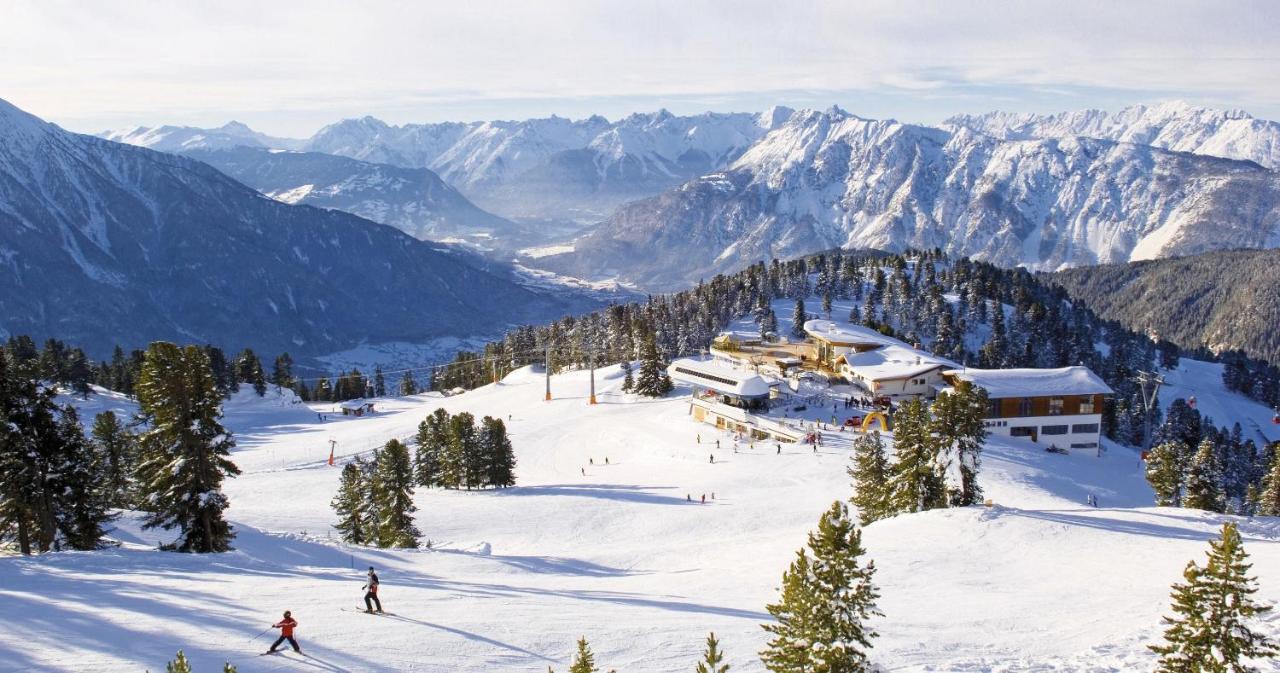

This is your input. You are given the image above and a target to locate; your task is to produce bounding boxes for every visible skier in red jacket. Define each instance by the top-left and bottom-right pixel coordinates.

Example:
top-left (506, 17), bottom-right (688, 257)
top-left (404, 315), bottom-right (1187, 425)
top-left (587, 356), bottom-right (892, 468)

top-left (363, 567), bottom-right (383, 613)
top-left (267, 610), bottom-right (301, 654)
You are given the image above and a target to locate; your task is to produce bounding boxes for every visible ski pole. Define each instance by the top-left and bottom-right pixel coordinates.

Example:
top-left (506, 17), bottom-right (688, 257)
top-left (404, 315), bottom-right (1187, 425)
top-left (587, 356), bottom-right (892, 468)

top-left (248, 625), bottom-right (273, 643)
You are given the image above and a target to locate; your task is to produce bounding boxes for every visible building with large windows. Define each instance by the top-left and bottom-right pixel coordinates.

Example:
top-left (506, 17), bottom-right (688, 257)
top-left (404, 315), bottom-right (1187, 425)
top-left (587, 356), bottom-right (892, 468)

top-left (942, 367), bottom-right (1112, 451)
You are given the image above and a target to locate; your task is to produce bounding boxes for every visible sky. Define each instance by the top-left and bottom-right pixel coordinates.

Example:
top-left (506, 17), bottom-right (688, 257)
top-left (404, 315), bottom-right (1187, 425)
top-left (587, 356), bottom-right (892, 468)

top-left (2, 0), bottom-right (1279, 137)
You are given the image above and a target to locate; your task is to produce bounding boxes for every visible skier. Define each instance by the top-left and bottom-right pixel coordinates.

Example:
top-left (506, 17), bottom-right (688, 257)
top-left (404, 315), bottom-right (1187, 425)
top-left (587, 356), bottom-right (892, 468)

top-left (776, 444), bottom-right (781, 455)
top-left (363, 567), bottom-right (383, 613)
top-left (589, 457), bottom-right (594, 465)
top-left (266, 611), bottom-right (301, 654)
top-left (709, 454), bottom-right (714, 464)
top-left (716, 439), bottom-right (720, 450)
top-left (605, 456), bottom-right (609, 465)
top-left (581, 467), bottom-right (585, 476)
top-left (700, 494), bottom-right (706, 504)
top-left (697, 433), bottom-right (701, 444)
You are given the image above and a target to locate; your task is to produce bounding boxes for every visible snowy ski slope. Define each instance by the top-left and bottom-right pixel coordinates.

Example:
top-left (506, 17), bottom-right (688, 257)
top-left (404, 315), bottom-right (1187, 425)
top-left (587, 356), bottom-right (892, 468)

top-left (2, 363), bottom-right (1279, 672)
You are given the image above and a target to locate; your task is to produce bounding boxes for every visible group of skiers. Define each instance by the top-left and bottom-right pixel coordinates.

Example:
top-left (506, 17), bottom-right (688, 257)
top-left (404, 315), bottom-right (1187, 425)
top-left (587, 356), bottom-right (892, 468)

top-left (263, 566), bottom-right (382, 655)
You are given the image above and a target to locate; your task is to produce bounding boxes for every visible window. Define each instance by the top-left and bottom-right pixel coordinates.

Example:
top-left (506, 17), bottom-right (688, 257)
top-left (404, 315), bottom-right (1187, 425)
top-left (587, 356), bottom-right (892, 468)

top-left (1041, 425), bottom-right (1068, 436)
top-left (1010, 426), bottom-right (1035, 438)
top-left (1072, 423), bottom-right (1100, 434)
top-left (1079, 397), bottom-right (1096, 414)
top-left (1070, 442), bottom-right (1098, 449)
top-left (1018, 398), bottom-right (1033, 417)
top-left (674, 366), bottom-right (738, 388)
top-left (987, 399), bottom-right (1001, 418)
top-left (1048, 397), bottom-right (1064, 415)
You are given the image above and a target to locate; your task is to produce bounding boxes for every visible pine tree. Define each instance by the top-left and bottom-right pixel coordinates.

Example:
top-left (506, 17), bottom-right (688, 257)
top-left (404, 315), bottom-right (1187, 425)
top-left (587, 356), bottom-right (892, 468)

top-left (1150, 523), bottom-right (1277, 671)
top-left (271, 353), bottom-right (294, 391)
top-left (620, 360), bottom-right (634, 393)
top-left (135, 343), bottom-right (240, 553)
top-left (695, 631), bottom-right (730, 673)
top-left (415, 408), bottom-right (451, 487)
top-left (1257, 454), bottom-right (1280, 517)
top-left (1184, 439), bottom-right (1225, 513)
top-left (480, 416), bottom-right (517, 488)
top-left (761, 501), bottom-right (880, 673)
top-left (332, 460), bottom-right (370, 545)
top-left (634, 332), bottom-right (673, 398)
top-left (399, 370), bottom-right (419, 396)
top-left (92, 410), bottom-right (136, 508)
top-left (374, 367), bottom-right (387, 397)
top-left (569, 637), bottom-right (599, 673)
top-left (791, 298), bottom-right (807, 338)
top-left (372, 438), bottom-right (419, 548)
top-left (235, 349), bottom-right (267, 397)
top-left (443, 412), bottom-right (477, 489)
top-left (888, 399), bottom-right (947, 514)
top-left (1147, 441), bottom-right (1190, 507)
top-left (54, 406), bottom-right (115, 550)
top-left (849, 432), bottom-right (892, 525)
top-left (164, 650), bottom-right (193, 673)
top-left (313, 377), bottom-right (333, 402)
top-left (930, 380), bottom-right (989, 506)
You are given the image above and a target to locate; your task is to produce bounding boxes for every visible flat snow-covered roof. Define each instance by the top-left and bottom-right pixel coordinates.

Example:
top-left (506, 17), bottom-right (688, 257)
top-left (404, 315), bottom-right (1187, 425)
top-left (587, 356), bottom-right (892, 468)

top-left (839, 344), bottom-right (954, 381)
top-left (803, 319), bottom-right (893, 346)
top-left (668, 358), bottom-right (772, 398)
top-left (944, 367), bottom-right (1114, 398)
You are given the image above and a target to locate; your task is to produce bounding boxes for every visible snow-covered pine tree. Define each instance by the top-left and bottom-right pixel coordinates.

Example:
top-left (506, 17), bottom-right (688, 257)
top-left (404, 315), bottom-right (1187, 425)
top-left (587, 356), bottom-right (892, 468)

top-left (1146, 441), bottom-right (1190, 507)
top-left (1150, 522), bottom-right (1277, 670)
top-left (134, 343), bottom-right (240, 553)
top-left (234, 348), bottom-right (267, 397)
top-left (695, 632), bottom-right (729, 673)
top-left (760, 501), bottom-right (880, 673)
top-left (1184, 438), bottom-right (1225, 513)
top-left (332, 460), bottom-right (370, 545)
top-left (372, 438), bottom-right (419, 548)
top-left (414, 408), bottom-right (450, 487)
top-left (888, 399), bottom-right (947, 514)
top-left (271, 353), bottom-right (294, 391)
top-left (444, 411), bottom-right (477, 489)
top-left (930, 380), bottom-right (989, 506)
top-left (92, 410), bottom-right (136, 508)
top-left (1258, 453), bottom-right (1280, 516)
top-left (633, 332), bottom-right (672, 398)
top-left (399, 370), bottom-right (419, 396)
top-left (848, 431), bottom-right (892, 525)
top-left (620, 359), bottom-right (635, 393)
top-left (480, 416), bottom-right (517, 488)
top-left (790, 298), bottom-right (807, 338)
top-left (165, 650), bottom-right (193, 673)
top-left (54, 405), bottom-right (115, 551)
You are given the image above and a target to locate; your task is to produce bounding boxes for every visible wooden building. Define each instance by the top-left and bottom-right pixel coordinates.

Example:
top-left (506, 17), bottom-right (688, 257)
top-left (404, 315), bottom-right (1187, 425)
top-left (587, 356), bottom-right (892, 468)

top-left (943, 367), bottom-right (1112, 451)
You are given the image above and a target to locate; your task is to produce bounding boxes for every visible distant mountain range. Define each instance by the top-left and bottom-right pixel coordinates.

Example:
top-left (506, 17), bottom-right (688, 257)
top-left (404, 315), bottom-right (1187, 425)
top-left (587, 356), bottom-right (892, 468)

top-left (96, 101), bottom-right (1280, 293)
top-left (1047, 248), bottom-right (1280, 365)
top-left (537, 106), bottom-right (1280, 290)
top-left (1, 98), bottom-right (592, 359)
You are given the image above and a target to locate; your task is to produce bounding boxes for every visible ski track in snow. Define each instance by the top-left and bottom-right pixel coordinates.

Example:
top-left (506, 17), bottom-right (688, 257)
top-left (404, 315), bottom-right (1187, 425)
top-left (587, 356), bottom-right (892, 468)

top-left (4, 363), bottom-right (1280, 672)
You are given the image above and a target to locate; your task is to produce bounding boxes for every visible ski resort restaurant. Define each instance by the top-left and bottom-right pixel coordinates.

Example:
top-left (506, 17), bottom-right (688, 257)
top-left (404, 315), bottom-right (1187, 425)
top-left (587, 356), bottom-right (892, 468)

top-left (667, 358), bottom-right (803, 443)
top-left (942, 367), bottom-right (1113, 451)
top-left (804, 319), bottom-right (957, 399)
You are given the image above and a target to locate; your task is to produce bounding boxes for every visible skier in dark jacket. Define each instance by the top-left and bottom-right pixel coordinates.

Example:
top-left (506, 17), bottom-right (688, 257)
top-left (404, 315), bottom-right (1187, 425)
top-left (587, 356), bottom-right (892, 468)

top-left (267, 611), bottom-right (301, 654)
top-left (363, 567), bottom-right (383, 613)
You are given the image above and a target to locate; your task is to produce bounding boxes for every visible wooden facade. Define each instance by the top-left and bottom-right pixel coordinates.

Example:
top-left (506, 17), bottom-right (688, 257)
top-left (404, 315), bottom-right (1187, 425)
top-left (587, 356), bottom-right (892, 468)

top-left (987, 394), bottom-right (1104, 419)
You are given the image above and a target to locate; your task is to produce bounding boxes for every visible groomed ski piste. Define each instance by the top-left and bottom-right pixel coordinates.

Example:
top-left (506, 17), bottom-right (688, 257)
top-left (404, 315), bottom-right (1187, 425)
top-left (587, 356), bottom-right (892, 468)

top-left (4, 360), bottom-right (1280, 672)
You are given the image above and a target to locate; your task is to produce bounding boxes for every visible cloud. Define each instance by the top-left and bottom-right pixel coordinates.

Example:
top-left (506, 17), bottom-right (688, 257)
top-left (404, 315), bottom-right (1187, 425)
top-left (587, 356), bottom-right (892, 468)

top-left (3, 0), bottom-right (1278, 135)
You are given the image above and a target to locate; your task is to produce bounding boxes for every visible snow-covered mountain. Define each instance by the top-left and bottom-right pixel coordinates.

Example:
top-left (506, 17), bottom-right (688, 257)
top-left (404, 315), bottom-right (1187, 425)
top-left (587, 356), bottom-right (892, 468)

top-left (0, 98), bottom-right (588, 358)
top-left (100, 120), bottom-right (305, 153)
top-left (182, 147), bottom-right (542, 250)
top-left (304, 108), bottom-right (796, 221)
top-left (534, 107), bottom-right (1280, 291)
top-left (947, 101), bottom-right (1280, 170)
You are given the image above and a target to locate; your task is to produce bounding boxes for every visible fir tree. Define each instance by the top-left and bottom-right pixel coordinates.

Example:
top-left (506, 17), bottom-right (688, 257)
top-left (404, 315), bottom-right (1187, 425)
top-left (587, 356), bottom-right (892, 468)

top-left (1150, 523), bottom-right (1277, 671)
top-left (399, 371), bottom-right (419, 396)
top-left (443, 412), bottom-right (477, 489)
top-left (332, 459), bottom-right (371, 545)
top-left (135, 343), bottom-right (240, 553)
top-left (761, 501), bottom-right (880, 673)
top-left (92, 410), bottom-right (136, 508)
top-left (415, 408), bottom-right (451, 487)
top-left (372, 438), bottom-right (419, 548)
top-left (164, 650), bottom-right (193, 673)
top-left (633, 333), bottom-right (673, 398)
top-left (930, 380), bottom-right (989, 506)
top-left (888, 399), bottom-right (947, 514)
top-left (313, 377), bottom-right (333, 402)
top-left (1146, 441), bottom-right (1190, 507)
top-left (567, 637), bottom-right (607, 673)
top-left (620, 360), bottom-right (634, 393)
top-left (235, 349), bottom-right (267, 397)
top-left (695, 631), bottom-right (730, 673)
top-left (374, 367), bottom-right (387, 397)
top-left (1257, 453), bottom-right (1280, 517)
top-left (791, 298), bottom-right (807, 338)
top-left (480, 416), bottom-right (517, 488)
top-left (1184, 439), bottom-right (1225, 513)
top-left (271, 353), bottom-right (294, 391)
top-left (54, 406), bottom-right (115, 551)
top-left (849, 432), bottom-right (892, 525)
